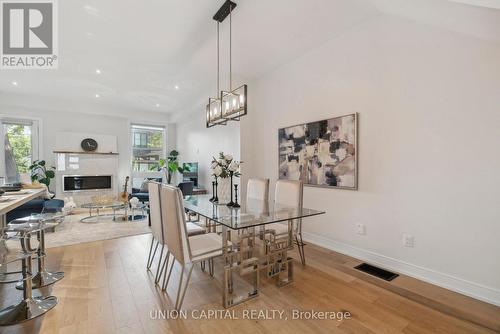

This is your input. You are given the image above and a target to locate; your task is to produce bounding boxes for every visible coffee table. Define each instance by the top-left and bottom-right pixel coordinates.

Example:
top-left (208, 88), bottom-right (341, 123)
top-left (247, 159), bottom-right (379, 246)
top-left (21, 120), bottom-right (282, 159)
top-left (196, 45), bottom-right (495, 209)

top-left (80, 202), bottom-right (128, 223)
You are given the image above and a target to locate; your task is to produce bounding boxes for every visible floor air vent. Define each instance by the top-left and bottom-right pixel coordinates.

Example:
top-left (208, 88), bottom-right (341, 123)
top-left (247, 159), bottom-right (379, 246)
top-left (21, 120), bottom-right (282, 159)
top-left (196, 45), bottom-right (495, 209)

top-left (354, 263), bottom-right (399, 281)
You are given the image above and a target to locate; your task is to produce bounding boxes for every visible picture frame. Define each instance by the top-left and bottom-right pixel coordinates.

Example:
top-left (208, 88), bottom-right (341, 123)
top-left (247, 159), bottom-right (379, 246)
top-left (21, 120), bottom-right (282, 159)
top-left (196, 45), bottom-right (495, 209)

top-left (278, 113), bottom-right (358, 190)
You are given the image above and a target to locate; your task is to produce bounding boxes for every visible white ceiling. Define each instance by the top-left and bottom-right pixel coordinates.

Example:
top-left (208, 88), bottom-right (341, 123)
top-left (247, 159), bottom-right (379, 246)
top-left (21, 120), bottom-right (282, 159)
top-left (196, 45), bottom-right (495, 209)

top-left (1, 0), bottom-right (499, 119)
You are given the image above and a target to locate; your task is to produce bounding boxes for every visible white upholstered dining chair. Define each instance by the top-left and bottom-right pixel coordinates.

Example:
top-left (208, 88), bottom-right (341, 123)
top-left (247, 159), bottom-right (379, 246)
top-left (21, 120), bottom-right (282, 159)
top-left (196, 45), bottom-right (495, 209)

top-left (247, 178), bottom-right (269, 202)
top-left (159, 184), bottom-right (230, 310)
top-left (146, 182), bottom-right (206, 287)
top-left (271, 180), bottom-right (306, 265)
top-left (146, 182), bottom-right (166, 285)
top-left (246, 178), bottom-right (270, 247)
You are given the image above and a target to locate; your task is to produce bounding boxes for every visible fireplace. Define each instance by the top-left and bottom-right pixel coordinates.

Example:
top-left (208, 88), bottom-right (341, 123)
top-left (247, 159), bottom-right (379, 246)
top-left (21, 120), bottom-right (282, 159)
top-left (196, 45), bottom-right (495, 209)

top-left (63, 175), bottom-right (113, 192)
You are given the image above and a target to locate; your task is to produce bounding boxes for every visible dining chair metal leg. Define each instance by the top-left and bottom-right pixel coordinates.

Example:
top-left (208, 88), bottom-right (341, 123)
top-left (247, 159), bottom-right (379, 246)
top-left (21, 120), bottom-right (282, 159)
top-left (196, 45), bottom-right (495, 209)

top-left (174, 264), bottom-right (185, 309)
top-left (161, 251), bottom-right (171, 291)
top-left (154, 245), bottom-right (165, 284)
top-left (146, 238), bottom-right (159, 270)
top-left (200, 261), bottom-right (206, 272)
top-left (158, 251), bottom-right (170, 287)
top-left (175, 264), bottom-right (194, 310)
top-left (164, 256), bottom-right (176, 290)
top-left (208, 258), bottom-right (214, 277)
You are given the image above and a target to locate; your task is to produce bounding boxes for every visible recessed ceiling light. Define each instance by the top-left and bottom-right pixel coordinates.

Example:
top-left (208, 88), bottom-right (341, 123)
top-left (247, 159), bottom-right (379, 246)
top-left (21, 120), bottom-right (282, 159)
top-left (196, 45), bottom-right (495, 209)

top-left (155, 103), bottom-right (160, 108)
top-left (95, 94), bottom-right (100, 98)
top-left (12, 81), bottom-right (18, 86)
top-left (95, 69), bottom-right (101, 74)
top-left (174, 85), bottom-right (179, 90)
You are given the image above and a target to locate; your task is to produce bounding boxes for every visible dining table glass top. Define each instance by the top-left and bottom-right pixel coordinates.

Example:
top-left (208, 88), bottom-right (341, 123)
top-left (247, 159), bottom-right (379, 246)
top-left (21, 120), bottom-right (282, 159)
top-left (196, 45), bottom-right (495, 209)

top-left (183, 194), bottom-right (325, 230)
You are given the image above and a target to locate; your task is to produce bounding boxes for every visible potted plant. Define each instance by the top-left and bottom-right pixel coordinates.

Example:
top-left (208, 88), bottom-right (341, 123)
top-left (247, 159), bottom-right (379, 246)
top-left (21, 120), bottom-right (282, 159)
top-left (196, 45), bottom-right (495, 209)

top-left (29, 160), bottom-right (55, 189)
top-left (156, 150), bottom-right (190, 184)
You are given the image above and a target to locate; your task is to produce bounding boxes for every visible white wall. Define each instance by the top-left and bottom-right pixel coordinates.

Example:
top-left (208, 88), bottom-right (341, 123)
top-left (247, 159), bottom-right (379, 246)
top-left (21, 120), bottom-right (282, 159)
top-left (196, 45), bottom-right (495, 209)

top-left (0, 103), bottom-right (172, 193)
top-left (176, 113), bottom-right (240, 190)
top-left (241, 15), bottom-right (500, 305)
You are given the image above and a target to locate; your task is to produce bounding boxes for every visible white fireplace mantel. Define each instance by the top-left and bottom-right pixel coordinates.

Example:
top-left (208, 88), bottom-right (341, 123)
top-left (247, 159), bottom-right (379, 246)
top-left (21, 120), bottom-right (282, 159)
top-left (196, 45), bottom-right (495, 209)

top-left (54, 132), bottom-right (119, 204)
top-left (55, 132), bottom-right (118, 154)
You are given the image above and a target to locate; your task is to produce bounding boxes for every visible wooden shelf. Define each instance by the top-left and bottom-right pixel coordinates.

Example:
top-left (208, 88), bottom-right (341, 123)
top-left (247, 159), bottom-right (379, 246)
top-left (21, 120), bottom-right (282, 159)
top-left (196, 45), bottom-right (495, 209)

top-left (53, 151), bottom-right (119, 155)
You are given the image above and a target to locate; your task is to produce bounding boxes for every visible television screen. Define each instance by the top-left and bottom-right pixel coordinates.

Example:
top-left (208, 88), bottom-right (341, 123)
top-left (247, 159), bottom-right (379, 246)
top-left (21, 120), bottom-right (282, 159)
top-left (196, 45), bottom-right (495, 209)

top-left (183, 162), bottom-right (198, 176)
top-left (183, 162), bottom-right (199, 187)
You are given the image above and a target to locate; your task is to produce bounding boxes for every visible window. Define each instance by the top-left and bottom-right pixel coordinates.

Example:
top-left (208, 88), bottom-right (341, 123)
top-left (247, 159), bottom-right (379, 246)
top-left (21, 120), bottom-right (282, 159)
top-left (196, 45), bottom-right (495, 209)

top-left (130, 124), bottom-right (166, 187)
top-left (0, 118), bottom-right (40, 182)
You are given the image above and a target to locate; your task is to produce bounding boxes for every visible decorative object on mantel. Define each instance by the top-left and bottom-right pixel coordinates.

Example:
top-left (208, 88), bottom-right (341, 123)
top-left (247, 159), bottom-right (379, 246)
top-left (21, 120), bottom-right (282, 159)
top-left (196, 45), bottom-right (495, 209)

top-left (206, 0), bottom-right (247, 128)
top-left (279, 113), bottom-right (358, 189)
top-left (154, 150), bottom-right (190, 184)
top-left (210, 152), bottom-right (241, 205)
top-left (29, 160), bottom-right (55, 190)
top-left (81, 138), bottom-right (98, 152)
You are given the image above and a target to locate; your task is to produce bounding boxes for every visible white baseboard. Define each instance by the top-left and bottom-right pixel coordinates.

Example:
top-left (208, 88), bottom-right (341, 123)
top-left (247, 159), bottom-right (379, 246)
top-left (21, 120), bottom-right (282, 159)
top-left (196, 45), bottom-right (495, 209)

top-left (302, 232), bottom-right (500, 307)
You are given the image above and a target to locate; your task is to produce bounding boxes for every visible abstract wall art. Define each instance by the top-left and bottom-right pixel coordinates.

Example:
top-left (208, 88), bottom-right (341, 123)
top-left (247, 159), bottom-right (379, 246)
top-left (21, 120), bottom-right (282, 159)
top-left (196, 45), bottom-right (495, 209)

top-left (278, 113), bottom-right (357, 189)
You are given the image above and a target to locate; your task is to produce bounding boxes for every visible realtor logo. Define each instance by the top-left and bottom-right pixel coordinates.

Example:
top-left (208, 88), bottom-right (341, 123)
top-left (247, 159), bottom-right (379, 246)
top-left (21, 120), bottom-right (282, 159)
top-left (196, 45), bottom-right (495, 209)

top-left (1, 0), bottom-right (58, 69)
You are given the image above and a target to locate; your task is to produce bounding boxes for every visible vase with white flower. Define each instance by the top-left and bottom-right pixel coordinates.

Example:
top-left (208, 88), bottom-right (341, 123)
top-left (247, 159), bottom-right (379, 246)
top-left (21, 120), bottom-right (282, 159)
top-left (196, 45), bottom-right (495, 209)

top-left (210, 152), bottom-right (241, 205)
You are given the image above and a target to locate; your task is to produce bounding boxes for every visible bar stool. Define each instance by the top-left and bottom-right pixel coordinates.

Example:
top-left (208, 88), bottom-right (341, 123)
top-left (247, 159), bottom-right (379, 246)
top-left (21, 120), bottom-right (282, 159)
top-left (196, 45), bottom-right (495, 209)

top-left (0, 223), bottom-right (58, 326)
top-left (9, 212), bottom-right (65, 289)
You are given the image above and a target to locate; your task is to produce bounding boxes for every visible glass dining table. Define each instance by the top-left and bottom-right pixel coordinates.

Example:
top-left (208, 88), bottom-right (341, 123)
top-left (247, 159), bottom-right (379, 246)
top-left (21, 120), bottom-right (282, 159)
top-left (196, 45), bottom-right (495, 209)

top-left (183, 194), bottom-right (325, 308)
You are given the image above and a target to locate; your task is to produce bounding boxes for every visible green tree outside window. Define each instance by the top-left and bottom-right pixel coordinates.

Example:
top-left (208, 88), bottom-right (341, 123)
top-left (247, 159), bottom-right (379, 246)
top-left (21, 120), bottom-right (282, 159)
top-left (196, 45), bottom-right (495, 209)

top-left (5, 124), bottom-right (32, 173)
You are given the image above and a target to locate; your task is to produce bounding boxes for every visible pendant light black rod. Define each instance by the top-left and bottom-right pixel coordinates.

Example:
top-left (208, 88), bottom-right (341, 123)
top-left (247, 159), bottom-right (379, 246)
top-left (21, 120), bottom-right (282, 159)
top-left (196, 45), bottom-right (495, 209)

top-left (217, 22), bottom-right (220, 95)
top-left (229, 4), bottom-right (232, 91)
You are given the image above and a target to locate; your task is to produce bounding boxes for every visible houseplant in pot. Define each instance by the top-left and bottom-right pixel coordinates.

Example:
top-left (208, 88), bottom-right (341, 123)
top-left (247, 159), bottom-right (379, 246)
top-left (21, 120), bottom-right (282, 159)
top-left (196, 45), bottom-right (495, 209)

top-left (29, 160), bottom-right (55, 189)
top-left (156, 150), bottom-right (190, 184)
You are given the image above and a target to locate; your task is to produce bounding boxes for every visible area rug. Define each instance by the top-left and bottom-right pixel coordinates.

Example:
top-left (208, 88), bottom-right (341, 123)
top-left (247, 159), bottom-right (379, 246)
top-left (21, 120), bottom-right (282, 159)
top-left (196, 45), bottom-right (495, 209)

top-left (45, 209), bottom-right (151, 248)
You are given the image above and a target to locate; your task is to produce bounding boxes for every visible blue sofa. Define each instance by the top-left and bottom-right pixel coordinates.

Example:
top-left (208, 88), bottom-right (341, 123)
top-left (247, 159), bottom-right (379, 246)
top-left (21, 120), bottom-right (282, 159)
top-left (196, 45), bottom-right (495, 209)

top-left (131, 177), bottom-right (162, 203)
top-left (6, 199), bottom-right (65, 222)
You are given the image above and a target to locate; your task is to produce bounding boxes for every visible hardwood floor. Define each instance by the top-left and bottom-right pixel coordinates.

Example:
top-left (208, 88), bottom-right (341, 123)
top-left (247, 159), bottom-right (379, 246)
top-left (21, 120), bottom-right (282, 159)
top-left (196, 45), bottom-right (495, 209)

top-left (0, 233), bottom-right (498, 334)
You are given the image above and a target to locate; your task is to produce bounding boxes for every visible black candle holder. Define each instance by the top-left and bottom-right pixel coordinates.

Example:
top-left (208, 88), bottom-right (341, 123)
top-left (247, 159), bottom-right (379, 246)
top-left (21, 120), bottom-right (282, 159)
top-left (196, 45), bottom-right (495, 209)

top-left (232, 184), bottom-right (240, 208)
top-left (212, 202), bottom-right (218, 219)
top-left (227, 172), bottom-right (235, 207)
top-left (209, 181), bottom-right (215, 202)
top-left (213, 177), bottom-right (219, 203)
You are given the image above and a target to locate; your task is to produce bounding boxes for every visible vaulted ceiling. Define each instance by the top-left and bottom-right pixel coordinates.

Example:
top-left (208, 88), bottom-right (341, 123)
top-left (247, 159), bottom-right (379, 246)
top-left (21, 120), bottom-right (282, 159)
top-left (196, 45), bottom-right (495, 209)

top-left (0, 0), bottom-right (499, 120)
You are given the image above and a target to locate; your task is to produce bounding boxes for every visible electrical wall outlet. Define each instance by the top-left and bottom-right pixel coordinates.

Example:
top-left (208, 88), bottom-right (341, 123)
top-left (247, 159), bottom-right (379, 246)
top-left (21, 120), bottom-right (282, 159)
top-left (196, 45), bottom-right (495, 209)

top-left (403, 234), bottom-right (414, 247)
top-left (356, 223), bottom-right (366, 235)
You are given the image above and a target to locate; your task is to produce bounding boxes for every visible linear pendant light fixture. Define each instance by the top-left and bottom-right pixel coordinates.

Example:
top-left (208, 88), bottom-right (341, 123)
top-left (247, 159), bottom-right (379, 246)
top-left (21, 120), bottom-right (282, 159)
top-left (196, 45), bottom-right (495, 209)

top-left (206, 0), bottom-right (247, 128)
